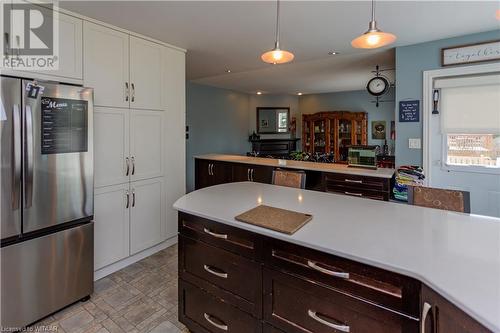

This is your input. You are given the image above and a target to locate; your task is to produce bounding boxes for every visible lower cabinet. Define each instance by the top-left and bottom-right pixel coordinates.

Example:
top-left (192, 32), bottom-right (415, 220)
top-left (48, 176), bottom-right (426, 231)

top-left (130, 178), bottom-right (165, 254)
top-left (94, 184), bottom-right (130, 270)
top-left (94, 177), bottom-right (165, 270)
top-left (178, 212), bottom-right (490, 333)
top-left (195, 159), bottom-right (232, 189)
top-left (232, 164), bottom-right (273, 184)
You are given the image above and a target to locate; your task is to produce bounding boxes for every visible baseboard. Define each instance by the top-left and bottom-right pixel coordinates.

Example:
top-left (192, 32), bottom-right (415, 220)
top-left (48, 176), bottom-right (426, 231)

top-left (94, 236), bottom-right (178, 281)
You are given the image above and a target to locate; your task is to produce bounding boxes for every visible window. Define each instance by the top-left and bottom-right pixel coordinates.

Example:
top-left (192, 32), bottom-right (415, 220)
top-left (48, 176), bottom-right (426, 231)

top-left (446, 134), bottom-right (500, 168)
top-left (277, 111), bottom-right (288, 133)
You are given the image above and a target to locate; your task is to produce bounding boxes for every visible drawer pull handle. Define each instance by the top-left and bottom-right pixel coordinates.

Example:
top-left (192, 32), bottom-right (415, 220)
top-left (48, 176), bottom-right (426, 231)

top-left (203, 265), bottom-right (228, 279)
top-left (308, 310), bottom-right (350, 332)
top-left (203, 228), bottom-right (228, 239)
top-left (345, 179), bottom-right (362, 183)
top-left (307, 260), bottom-right (349, 279)
top-left (204, 313), bottom-right (228, 331)
top-left (344, 191), bottom-right (363, 197)
top-left (421, 302), bottom-right (432, 333)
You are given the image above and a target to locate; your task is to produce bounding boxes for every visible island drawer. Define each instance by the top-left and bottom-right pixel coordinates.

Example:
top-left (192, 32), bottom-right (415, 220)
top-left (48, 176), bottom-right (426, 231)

top-left (323, 172), bottom-right (390, 191)
top-left (325, 184), bottom-right (389, 201)
top-left (264, 238), bottom-right (420, 318)
top-left (179, 235), bottom-right (262, 311)
top-left (179, 212), bottom-right (263, 259)
top-left (179, 280), bottom-right (262, 333)
top-left (263, 268), bottom-right (419, 333)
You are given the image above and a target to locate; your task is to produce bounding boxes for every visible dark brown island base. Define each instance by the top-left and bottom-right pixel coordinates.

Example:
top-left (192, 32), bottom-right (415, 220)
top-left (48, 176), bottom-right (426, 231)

top-left (195, 155), bottom-right (394, 201)
top-left (177, 212), bottom-right (491, 333)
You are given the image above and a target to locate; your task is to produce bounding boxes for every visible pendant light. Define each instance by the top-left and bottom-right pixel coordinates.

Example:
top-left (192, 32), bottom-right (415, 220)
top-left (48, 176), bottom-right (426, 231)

top-left (351, 0), bottom-right (396, 49)
top-left (261, 0), bottom-right (294, 64)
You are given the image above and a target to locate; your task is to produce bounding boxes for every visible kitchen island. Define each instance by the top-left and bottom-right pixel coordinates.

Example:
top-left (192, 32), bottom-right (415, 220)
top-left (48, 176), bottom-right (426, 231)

top-left (174, 182), bottom-right (499, 333)
top-left (195, 154), bottom-right (395, 201)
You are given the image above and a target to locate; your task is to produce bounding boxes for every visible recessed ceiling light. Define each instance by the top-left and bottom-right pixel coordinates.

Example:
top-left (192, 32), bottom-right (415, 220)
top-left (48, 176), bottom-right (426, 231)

top-left (257, 91), bottom-right (262, 95)
top-left (225, 69), bottom-right (231, 73)
top-left (297, 92), bottom-right (303, 96)
top-left (328, 51), bottom-right (338, 55)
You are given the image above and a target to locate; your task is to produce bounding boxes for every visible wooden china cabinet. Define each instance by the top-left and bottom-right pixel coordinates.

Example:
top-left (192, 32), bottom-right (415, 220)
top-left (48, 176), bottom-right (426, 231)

top-left (302, 112), bottom-right (368, 163)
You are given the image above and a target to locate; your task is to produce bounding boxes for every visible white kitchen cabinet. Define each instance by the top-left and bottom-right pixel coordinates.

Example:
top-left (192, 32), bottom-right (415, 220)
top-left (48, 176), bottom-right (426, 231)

top-left (130, 178), bottom-right (164, 255)
top-left (130, 36), bottom-right (163, 111)
top-left (84, 21), bottom-right (129, 108)
top-left (94, 108), bottom-right (130, 187)
top-left (130, 110), bottom-right (164, 182)
top-left (94, 184), bottom-right (130, 270)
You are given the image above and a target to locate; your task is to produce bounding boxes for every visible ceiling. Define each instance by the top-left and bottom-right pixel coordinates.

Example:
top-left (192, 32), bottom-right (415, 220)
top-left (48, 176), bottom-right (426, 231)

top-left (60, 1), bottom-right (500, 94)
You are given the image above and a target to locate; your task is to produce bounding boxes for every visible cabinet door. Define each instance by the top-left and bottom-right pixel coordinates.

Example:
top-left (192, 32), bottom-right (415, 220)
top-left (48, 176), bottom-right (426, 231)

top-left (84, 21), bottom-right (129, 108)
top-left (212, 161), bottom-right (233, 186)
top-left (195, 159), bottom-right (213, 190)
top-left (94, 184), bottom-right (130, 270)
top-left (130, 110), bottom-right (163, 181)
top-left (233, 164), bottom-right (253, 182)
top-left (94, 107), bottom-right (130, 187)
top-left (31, 10), bottom-right (82, 80)
top-left (251, 165), bottom-right (273, 184)
top-left (129, 36), bottom-right (163, 110)
top-left (130, 178), bottom-right (164, 254)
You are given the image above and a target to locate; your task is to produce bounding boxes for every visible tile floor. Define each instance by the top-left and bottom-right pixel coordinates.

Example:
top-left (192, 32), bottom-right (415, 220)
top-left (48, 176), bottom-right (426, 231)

top-left (30, 244), bottom-right (189, 333)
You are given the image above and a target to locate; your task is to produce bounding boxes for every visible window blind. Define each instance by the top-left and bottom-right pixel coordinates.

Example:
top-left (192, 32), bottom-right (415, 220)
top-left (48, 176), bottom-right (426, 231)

top-left (436, 74), bottom-right (500, 134)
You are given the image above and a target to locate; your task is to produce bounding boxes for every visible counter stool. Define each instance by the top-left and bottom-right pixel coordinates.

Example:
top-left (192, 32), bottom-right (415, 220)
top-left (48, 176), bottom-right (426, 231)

top-left (407, 185), bottom-right (470, 213)
top-left (272, 169), bottom-right (306, 189)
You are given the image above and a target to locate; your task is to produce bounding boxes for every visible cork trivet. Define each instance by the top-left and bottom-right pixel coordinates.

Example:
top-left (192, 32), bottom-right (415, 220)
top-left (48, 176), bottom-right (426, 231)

top-left (235, 205), bottom-right (312, 235)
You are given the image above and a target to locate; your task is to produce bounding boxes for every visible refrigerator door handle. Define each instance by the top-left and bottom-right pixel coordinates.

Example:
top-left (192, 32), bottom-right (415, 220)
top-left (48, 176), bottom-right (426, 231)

top-left (12, 104), bottom-right (21, 210)
top-left (24, 105), bottom-right (34, 208)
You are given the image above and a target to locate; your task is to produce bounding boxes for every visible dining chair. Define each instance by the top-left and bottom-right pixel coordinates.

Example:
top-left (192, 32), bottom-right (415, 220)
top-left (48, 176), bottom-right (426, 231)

top-left (407, 185), bottom-right (470, 213)
top-left (272, 169), bottom-right (306, 189)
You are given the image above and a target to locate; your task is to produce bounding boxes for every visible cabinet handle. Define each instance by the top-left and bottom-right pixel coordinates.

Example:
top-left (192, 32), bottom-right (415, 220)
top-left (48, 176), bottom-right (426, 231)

top-left (125, 157), bottom-right (130, 176)
top-left (344, 179), bottom-right (362, 183)
top-left (125, 191), bottom-right (130, 209)
top-left (421, 302), bottom-right (432, 333)
top-left (131, 83), bottom-right (135, 102)
top-left (250, 169), bottom-right (254, 182)
top-left (210, 163), bottom-right (214, 176)
top-left (203, 227), bottom-right (228, 240)
top-left (131, 156), bottom-right (135, 175)
top-left (15, 35), bottom-right (20, 58)
top-left (203, 264), bottom-right (228, 279)
top-left (125, 82), bottom-right (129, 101)
top-left (203, 313), bottom-right (228, 331)
top-left (132, 190), bottom-right (136, 207)
top-left (247, 168), bottom-right (250, 181)
top-left (344, 191), bottom-right (363, 197)
top-left (307, 260), bottom-right (349, 279)
top-left (308, 310), bottom-right (350, 332)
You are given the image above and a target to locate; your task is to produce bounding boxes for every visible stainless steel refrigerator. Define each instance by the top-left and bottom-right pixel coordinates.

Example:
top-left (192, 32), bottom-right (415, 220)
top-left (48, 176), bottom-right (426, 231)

top-left (1, 76), bottom-right (94, 329)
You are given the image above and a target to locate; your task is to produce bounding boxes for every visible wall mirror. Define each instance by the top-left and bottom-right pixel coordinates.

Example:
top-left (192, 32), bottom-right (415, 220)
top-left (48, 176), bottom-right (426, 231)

top-left (257, 107), bottom-right (290, 134)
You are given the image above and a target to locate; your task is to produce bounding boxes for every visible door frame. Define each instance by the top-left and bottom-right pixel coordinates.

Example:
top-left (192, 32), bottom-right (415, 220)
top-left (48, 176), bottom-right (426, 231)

top-left (422, 62), bottom-right (500, 185)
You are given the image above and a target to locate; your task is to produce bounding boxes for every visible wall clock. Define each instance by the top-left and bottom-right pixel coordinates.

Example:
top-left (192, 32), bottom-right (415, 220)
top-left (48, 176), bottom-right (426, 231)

top-left (367, 76), bottom-right (389, 96)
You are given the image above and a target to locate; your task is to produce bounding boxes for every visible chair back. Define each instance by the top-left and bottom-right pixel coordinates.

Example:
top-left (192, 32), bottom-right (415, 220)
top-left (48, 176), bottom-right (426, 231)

top-left (407, 185), bottom-right (470, 213)
top-left (272, 169), bottom-right (306, 189)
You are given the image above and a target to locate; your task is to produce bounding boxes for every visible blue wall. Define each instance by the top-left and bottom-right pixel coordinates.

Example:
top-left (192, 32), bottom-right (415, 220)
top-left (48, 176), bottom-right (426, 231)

top-left (299, 89), bottom-right (396, 148)
top-left (395, 29), bottom-right (500, 166)
top-left (186, 82), bottom-right (250, 191)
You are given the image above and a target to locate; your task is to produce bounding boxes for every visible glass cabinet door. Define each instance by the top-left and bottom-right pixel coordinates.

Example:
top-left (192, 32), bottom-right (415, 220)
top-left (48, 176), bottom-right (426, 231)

top-left (313, 120), bottom-right (326, 153)
top-left (337, 118), bottom-right (352, 162)
top-left (303, 120), bottom-right (312, 152)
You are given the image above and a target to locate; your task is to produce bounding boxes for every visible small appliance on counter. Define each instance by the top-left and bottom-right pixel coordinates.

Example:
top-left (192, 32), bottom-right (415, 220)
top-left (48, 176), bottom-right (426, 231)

top-left (347, 145), bottom-right (378, 169)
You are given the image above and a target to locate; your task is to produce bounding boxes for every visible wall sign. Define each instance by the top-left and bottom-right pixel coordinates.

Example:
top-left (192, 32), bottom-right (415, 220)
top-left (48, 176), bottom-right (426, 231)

top-left (442, 40), bottom-right (500, 66)
top-left (399, 100), bottom-right (420, 122)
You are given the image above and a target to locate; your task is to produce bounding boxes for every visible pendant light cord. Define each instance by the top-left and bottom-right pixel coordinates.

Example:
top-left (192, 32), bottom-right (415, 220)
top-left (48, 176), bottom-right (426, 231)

top-left (371, 0), bottom-right (375, 22)
top-left (275, 0), bottom-right (280, 49)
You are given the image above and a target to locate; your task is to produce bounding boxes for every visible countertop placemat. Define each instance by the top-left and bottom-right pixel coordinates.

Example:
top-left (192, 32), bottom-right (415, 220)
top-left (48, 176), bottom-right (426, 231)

top-left (235, 205), bottom-right (312, 235)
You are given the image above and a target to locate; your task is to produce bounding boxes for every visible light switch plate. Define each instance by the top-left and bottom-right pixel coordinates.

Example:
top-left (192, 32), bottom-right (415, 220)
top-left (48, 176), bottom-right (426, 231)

top-left (409, 138), bottom-right (421, 149)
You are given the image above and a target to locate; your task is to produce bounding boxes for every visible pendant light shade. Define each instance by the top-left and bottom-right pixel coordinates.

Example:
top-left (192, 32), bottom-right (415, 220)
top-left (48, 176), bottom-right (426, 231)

top-left (261, 0), bottom-right (294, 64)
top-left (351, 0), bottom-right (396, 49)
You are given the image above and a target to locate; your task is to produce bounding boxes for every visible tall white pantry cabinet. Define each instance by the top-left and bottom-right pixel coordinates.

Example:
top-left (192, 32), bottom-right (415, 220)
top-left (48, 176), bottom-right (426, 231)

top-left (83, 21), bottom-right (186, 275)
top-left (0, 4), bottom-right (186, 278)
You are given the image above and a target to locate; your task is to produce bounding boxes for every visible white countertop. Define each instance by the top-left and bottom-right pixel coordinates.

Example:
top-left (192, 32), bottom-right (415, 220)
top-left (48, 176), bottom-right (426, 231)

top-left (195, 154), bottom-right (395, 179)
top-left (174, 182), bottom-right (500, 332)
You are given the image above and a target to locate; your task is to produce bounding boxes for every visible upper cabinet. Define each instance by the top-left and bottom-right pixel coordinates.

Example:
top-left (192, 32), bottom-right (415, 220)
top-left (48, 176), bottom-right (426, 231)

top-left (129, 36), bottom-right (163, 110)
top-left (83, 21), bottom-right (130, 108)
top-left (84, 22), bottom-right (164, 110)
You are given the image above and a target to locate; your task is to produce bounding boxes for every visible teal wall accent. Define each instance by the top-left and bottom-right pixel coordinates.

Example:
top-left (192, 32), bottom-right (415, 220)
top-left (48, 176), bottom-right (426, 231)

top-left (395, 29), bottom-right (500, 167)
top-left (186, 82), bottom-right (250, 192)
top-left (298, 89), bottom-right (396, 148)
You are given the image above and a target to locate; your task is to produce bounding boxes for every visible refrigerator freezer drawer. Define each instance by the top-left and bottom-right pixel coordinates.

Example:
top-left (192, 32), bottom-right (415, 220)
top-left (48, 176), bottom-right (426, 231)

top-left (1, 222), bottom-right (94, 329)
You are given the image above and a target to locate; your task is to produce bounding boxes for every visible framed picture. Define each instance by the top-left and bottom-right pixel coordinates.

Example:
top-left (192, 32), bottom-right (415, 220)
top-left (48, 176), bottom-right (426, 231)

top-left (260, 119), bottom-right (269, 128)
top-left (441, 40), bottom-right (500, 66)
top-left (372, 121), bottom-right (386, 140)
